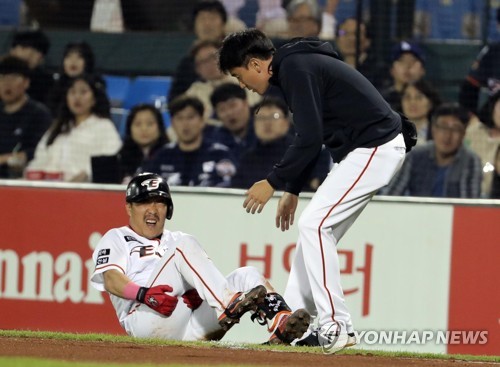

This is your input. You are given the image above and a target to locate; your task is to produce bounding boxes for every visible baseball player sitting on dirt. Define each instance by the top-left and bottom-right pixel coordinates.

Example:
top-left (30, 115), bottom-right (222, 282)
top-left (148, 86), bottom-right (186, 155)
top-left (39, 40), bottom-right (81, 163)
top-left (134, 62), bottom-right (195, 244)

top-left (91, 172), bottom-right (310, 343)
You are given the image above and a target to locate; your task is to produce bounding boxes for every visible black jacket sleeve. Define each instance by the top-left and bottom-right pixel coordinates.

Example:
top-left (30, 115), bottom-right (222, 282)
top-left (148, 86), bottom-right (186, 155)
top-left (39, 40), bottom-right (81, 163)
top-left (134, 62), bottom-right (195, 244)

top-left (267, 67), bottom-right (324, 193)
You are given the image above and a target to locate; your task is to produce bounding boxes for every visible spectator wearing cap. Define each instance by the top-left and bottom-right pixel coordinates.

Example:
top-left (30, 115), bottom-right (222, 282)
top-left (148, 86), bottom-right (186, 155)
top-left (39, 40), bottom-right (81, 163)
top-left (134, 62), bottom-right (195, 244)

top-left (380, 41), bottom-right (426, 112)
top-left (381, 103), bottom-right (482, 198)
top-left (0, 55), bottom-right (52, 178)
top-left (168, 0), bottom-right (228, 102)
top-left (9, 29), bottom-right (53, 105)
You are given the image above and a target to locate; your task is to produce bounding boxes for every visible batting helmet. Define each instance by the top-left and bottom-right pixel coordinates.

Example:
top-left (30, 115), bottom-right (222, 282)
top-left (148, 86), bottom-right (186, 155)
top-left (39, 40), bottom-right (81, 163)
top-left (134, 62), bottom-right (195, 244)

top-left (126, 173), bottom-right (174, 220)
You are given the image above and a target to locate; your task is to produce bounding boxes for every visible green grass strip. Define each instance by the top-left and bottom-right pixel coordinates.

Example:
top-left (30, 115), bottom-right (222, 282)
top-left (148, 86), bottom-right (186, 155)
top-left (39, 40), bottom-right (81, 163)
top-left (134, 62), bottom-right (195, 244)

top-left (1, 329), bottom-right (498, 363)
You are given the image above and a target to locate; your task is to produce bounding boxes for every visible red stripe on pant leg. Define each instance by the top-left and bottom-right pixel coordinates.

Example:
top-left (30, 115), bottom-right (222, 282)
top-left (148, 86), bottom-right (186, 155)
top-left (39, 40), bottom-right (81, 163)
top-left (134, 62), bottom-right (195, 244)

top-left (318, 147), bottom-right (378, 323)
top-left (176, 248), bottom-right (225, 309)
top-left (149, 253), bottom-right (175, 286)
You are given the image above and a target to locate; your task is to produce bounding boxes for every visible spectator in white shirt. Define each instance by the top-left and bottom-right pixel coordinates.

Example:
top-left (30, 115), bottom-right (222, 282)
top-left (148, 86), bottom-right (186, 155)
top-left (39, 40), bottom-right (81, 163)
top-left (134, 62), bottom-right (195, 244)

top-left (26, 74), bottom-right (122, 182)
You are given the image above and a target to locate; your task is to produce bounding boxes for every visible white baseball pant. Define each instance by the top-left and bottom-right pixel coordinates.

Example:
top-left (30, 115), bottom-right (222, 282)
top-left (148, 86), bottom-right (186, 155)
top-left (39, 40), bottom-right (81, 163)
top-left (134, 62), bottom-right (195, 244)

top-left (123, 235), bottom-right (265, 340)
top-left (284, 133), bottom-right (406, 332)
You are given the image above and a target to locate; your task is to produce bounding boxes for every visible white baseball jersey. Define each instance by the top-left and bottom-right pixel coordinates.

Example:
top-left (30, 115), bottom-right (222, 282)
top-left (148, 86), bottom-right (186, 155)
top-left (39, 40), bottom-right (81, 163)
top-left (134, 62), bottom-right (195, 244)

top-left (91, 226), bottom-right (184, 324)
top-left (91, 226), bottom-right (265, 340)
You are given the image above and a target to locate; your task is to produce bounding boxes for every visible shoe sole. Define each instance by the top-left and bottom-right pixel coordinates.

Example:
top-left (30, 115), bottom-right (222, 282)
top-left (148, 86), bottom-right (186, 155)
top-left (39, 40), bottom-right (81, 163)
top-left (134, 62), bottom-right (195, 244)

top-left (219, 285), bottom-right (267, 331)
top-left (322, 334), bottom-right (357, 354)
top-left (270, 308), bottom-right (311, 345)
top-left (345, 335), bottom-right (357, 348)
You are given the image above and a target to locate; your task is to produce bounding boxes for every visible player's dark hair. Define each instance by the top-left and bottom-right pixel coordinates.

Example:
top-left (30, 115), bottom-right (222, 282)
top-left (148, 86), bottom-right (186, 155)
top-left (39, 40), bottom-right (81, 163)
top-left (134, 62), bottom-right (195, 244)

top-left (11, 30), bottom-right (50, 55)
top-left (210, 82), bottom-right (247, 107)
top-left (192, 0), bottom-right (227, 24)
top-left (255, 96), bottom-right (289, 119)
top-left (168, 95), bottom-right (205, 118)
top-left (47, 74), bottom-right (110, 146)
top-left (431, 103), bottom-right (470, 127)
top-left (0, 55), bottom-right (31, 78)
top-left (62, 41), bottom-right (95, 74)
top-left (218, 28), bottom-right (275, 73)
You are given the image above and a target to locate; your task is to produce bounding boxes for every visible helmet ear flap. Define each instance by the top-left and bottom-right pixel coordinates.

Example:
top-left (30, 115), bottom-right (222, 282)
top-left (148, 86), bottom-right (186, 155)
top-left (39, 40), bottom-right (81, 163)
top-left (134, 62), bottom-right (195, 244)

top-left (166, 198), bottom-right (174, 220)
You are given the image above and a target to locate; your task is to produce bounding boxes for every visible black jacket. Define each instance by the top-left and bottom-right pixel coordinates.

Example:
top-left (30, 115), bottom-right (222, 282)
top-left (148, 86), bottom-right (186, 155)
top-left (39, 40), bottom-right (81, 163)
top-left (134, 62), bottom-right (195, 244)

top-left (267, 37), bottom-right (401, 194)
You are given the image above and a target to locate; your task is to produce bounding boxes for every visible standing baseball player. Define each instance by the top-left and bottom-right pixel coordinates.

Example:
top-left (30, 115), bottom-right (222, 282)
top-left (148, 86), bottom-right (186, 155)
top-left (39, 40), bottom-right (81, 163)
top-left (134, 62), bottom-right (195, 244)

top-left (91, 172), bottom-right (310, 342)
top-left (218, 29), bottom-right (415, 352)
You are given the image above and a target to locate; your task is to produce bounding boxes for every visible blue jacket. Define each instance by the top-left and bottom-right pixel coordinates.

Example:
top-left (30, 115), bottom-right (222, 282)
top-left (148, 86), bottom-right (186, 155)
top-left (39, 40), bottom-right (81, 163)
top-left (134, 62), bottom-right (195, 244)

top-left (140, 139), bottom-right (237, 187)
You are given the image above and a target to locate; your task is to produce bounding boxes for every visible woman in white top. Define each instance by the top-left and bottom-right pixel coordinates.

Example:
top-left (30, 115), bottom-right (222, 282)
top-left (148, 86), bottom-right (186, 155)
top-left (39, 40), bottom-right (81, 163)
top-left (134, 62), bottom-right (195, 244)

top-left (26, 74), bottom-right (122, 182)
top-left (465, 91), bottom-right (500, 197)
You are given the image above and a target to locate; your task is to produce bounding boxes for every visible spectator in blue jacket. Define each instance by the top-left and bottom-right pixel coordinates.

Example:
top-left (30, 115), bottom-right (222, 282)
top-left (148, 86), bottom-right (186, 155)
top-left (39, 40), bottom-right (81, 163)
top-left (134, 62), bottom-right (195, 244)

top-left (141, 95), bottom-right (236, 187)
top-left (232, 96), bottom-right (331, 191)
top-left (209, 83), bottom-right (257, 163)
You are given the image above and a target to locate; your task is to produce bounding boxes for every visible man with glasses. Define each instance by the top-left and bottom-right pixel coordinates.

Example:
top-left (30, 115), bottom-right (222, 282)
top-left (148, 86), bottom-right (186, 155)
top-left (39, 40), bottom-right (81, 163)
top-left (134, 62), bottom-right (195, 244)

top-left (231, 96), bottom-right (331, 191)
top-left (381, 103), bottom-right (483, 198)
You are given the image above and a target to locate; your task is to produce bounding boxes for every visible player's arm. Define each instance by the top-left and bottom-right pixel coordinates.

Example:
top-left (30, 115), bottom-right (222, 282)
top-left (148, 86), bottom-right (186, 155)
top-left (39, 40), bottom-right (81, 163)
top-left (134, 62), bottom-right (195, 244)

top-left (276, 192), bottom-right (299, 232)
top-left (102, 269), bottom-right (133, 298)
top-left (243, 179), bottom-right (275, 214)
top-left (102, 269), bottom-right (178, 317)
top-left (267, 68), bottom-right (324, 191)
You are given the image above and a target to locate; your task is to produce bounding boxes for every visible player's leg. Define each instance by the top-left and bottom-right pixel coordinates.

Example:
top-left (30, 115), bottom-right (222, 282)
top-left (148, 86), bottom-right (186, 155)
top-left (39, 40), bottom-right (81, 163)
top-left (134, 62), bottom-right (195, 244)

top-left (225, 266), bottom-right (311, 344)
top-left (296, 134), bottom-right (405, 351)
top-left (172, 236), bottom-right (268, 333)
top-left (283, 239), bottom-right (316, 316)
top-left (123, 300), bottom-right (192, 339)
top-left (123, 237), bottom-right (260, 340)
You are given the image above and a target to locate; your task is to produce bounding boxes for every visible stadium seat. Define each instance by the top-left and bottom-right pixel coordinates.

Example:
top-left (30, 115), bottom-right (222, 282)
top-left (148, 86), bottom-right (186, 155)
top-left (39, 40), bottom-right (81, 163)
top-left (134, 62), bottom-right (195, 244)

top-left (161, 111), bottom-right (171, 129)
top-left (109, 107), bottom-right (129, 138)
top-left (0, 0), bottom-right (21, 27)
top-left (103, 75), bottom-right (132, 107)
top-left (123, 76), bottom-right (172, 110)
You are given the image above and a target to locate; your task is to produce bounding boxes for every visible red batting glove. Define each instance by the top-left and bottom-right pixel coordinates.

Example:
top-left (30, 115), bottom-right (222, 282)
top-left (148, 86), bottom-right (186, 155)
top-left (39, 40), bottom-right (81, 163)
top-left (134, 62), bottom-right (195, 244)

top-left (182, 289), bottom-right (203, 310)
top-left (136, 285), bottom-right (178, 316)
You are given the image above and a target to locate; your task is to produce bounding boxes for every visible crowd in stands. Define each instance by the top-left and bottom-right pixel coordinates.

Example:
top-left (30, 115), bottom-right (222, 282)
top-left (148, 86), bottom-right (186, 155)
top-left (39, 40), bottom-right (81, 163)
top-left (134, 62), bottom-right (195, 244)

top-left (1, 0), bottom-right (500, 200)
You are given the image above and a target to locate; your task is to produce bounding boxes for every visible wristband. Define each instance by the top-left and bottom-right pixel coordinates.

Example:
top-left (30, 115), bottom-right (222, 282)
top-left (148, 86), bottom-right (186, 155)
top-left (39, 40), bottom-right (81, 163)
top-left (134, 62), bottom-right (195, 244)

top-left (123, 281), bottom-right (141, 300)
top-left (136, 287), bottom-right (149, 303)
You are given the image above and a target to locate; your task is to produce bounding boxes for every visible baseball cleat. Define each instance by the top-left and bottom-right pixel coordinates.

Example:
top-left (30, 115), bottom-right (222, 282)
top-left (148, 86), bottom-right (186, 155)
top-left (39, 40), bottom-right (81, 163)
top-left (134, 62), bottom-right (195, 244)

top-left (218, 285), bottom-right (267, 331)
top-left (296, 325), bottom-right (357, 353)
top-left (268, 308), bottom-right (311, 344)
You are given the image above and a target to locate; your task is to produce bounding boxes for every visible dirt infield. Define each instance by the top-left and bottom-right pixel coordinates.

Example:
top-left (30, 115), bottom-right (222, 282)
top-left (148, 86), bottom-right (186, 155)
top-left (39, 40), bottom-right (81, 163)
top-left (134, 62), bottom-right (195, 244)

top-left (0, 337), bottom-right (494, 367)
